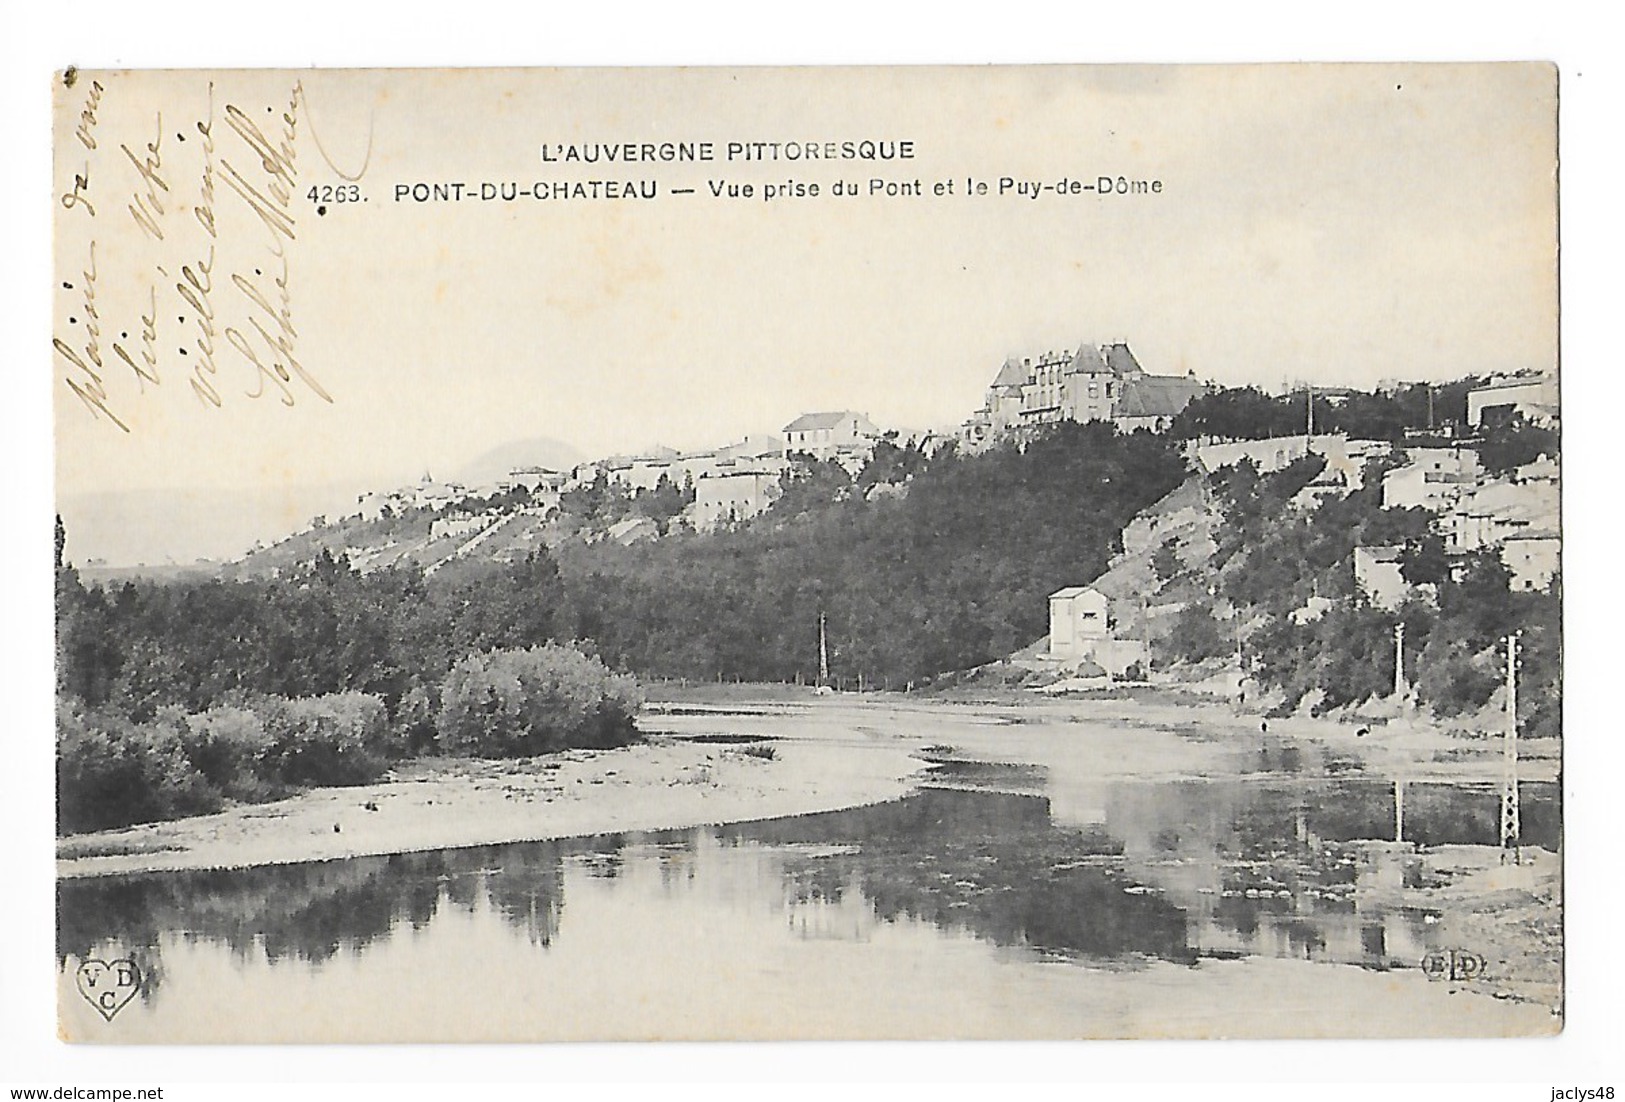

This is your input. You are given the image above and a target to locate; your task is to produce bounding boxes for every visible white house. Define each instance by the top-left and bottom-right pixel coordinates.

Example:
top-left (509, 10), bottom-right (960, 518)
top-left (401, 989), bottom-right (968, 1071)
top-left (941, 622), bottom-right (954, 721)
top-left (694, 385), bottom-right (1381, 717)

top-left (1467, 373), bottom-right (1559, 428)
top-left (782, 411), bottom-right (882, 461)
top-left (1382, 446), bottom-right (1481, 511)
top-left (1353, 545), bottom-right (1410, 610)
top-left (690, 464), bottom-right (785, 530)
top-left (1500, 532), bottom-right (1560, 591)
top-left (1050, 586), bottom-right (1110, 658)
top-left (1048, 587), bottom-right (1149, 676)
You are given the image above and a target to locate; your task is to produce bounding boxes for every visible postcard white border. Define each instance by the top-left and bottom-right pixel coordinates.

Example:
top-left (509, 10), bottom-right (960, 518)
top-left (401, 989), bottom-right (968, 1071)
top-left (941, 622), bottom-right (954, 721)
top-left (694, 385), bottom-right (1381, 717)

top-left (4, 1), bottom-right (1619, 1092)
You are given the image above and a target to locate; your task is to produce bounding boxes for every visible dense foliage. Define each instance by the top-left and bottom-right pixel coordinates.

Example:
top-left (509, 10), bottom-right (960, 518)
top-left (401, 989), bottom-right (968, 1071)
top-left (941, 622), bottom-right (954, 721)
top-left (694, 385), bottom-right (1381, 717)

top-left (436, 645), bottom-right (642, 756)
top-left (1169, 380), bottom-right (1477, 442)
top-left (558, 471), bottom-right (696, 532)
top-left (561, 423), bottom-right (1191, 686)
top-left (56, 691), bottom-right (390, 833)
top-left (1165, 457), bottom-right (1561, 735)
top-left (56, 543), bottom-right (634, 832)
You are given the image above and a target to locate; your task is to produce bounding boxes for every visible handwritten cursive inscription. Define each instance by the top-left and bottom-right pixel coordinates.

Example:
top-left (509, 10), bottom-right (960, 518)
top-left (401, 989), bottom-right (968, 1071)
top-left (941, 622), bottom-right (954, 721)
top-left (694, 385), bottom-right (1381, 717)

top-left (221, 102), bottom-right (297, 243)
top-left (54, 242), bottom-right (129, 432)
top-left (56, 73), bottom-right (333, 428)
top-left (61, 168), bottom-right (96, 218)
top-left (111, 284), bottom-right (160, 390)
top-left (219, 87), bottom-right (328, 405)
top-left (75, 79), bottom-right (103, 151)
top-left (122, 115), bottom-right (168, 241)
top-left (181, 84), bottom-right (221, 406)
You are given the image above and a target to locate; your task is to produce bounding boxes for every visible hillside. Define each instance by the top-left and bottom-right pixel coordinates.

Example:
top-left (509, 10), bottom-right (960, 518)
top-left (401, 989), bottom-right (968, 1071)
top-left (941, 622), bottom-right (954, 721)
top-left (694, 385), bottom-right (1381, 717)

top-left (76, 401), bottom-right (1560, 740)
top-left (65, 422), bottom-right (1191, 706)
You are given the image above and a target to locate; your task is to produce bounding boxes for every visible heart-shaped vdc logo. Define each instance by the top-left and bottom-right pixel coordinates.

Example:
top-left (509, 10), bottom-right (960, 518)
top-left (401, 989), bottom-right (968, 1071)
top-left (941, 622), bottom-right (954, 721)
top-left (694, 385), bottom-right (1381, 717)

top-left (75, 958), bottom-right (142, 1022)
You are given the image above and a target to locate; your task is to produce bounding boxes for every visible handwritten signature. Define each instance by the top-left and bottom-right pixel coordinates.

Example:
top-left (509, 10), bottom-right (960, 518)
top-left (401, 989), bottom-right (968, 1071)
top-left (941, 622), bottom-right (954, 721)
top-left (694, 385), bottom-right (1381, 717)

top-left (55, 74), bottom-right (368, 427)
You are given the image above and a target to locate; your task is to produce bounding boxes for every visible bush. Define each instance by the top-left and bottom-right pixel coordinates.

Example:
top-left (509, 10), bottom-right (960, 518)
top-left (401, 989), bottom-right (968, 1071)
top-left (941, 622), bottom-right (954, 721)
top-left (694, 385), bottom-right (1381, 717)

top-left (57, 692), bottom-right (393, 836)
top-left (57, 701), bottom-right (219, 834)
top-left (436, 644), bottom-right (643, 757)
top-left (253, 692), bottom-right (389, 786)
top-left (393, 683), bottom-right (440, 757)
top-left (176, 705), bottom-right (283, 801)
top-left (1151, 539), bottom-right (1182, 585)
top-left (1166, 603), bottom-right (1229, 664)
top-left (1414, 638), bottom-right (1502, 718)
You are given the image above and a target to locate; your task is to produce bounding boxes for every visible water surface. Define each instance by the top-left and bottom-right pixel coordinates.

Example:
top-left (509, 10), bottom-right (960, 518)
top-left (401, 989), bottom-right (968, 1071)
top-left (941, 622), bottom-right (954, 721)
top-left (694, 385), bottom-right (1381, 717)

top-left (58, 758), bottom-right (1559, 1041)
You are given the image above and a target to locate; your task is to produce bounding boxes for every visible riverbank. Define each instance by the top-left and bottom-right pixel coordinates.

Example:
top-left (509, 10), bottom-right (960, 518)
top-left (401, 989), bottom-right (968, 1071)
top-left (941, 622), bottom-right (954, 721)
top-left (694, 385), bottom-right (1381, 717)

top-left (57, 732), bottom-right (923, 879)
top-left (58, 687), bottom-right (1559, 879)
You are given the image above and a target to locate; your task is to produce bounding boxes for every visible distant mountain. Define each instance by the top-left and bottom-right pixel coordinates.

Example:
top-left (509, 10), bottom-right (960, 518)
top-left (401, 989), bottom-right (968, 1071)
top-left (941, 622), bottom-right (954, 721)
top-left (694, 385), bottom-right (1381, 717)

top-left (59, 482), bottom-right (382, 569)
top-left (457, 437), bottom-right (585, 486)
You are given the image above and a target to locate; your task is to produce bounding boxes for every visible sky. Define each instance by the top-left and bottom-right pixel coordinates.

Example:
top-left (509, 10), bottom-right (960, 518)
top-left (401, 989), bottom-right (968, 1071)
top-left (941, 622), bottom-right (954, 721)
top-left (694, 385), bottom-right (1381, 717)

top-left (51, 63), bottom-right (1557, 563)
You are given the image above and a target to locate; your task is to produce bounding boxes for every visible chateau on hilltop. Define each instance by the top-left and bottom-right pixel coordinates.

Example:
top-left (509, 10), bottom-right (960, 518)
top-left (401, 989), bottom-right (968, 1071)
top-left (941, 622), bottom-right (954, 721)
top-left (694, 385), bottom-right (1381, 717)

top-left (962, 341), bottom-right (1208, 446)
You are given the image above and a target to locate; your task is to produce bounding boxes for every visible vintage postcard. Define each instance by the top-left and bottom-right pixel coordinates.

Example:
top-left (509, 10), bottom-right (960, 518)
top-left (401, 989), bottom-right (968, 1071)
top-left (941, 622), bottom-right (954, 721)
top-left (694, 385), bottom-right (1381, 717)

top-left (52, 63), bottom-right (1560, 1042)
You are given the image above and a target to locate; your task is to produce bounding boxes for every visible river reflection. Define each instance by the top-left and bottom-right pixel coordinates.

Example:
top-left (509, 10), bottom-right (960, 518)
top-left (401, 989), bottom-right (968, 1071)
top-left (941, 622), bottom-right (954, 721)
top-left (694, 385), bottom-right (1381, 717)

top-left (57, 772), bottom-right (1558, 1039)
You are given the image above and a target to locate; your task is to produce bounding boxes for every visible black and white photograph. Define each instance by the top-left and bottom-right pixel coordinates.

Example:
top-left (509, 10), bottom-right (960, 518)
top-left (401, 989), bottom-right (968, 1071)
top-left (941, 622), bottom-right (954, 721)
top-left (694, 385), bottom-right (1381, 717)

top-left (36, 56), bottom-right (1578, 1056)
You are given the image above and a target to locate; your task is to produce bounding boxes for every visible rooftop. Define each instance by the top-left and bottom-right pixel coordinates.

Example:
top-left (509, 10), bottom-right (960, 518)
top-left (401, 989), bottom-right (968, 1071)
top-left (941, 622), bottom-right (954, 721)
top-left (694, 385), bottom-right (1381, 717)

top-left (784, 411), bottom-right (861, 432)
top-left (991, 357), bottom-right (1029, 389)
top-left (1114, 374), bottom-right (1207, 419)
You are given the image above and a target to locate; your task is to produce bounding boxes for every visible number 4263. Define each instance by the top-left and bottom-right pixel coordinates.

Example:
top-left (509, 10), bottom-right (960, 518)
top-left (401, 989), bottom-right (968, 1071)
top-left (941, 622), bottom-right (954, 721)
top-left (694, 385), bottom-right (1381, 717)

top-left (307, 184), bottom-right (362, 204)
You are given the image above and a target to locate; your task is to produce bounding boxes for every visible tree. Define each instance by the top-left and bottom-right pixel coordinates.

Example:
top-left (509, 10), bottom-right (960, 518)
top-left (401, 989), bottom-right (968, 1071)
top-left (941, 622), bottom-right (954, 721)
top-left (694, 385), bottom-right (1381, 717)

top-left (1151, 538), bottom-right (1182, 585)
top-left (435, 644), bottom-right (642, 757)
top-left (1398, 534), bottom-right (1450, 587)
top-left (1477, 417), bottom-right (1558, 474)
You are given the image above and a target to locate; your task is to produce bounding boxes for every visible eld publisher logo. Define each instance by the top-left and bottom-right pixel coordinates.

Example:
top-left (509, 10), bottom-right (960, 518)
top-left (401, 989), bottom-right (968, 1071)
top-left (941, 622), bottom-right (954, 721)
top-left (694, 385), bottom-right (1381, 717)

top-left (1420, 948), bottom-right (1486, 982)
top-left (74, 958), bottom-right (142, 1021)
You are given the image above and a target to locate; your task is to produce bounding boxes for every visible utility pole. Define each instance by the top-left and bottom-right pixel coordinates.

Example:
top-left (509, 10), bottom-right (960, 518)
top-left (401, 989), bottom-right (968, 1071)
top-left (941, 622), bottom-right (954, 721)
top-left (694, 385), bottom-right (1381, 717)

top-left (1306, 385), bottom-right (1314, 439)
top-left (1393, 622), bottom-right (1406, 700)
top-left (1501, 632), bottom-right (1521, 862)
top-left (818, 611), bottom-right (830, 692)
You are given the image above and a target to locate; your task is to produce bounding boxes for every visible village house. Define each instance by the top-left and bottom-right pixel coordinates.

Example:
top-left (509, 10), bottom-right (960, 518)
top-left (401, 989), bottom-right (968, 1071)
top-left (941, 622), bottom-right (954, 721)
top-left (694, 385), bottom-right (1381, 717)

top-left (1466, 371), bottom-right (1559, 428)
top-left (689, 461), bottom-right (787, 530)
top-left (718, 433), bottom-right (785, 462)
top-left (1381, 445), bottom-right (1481, 511)
top-left (1444, 478), bottom-right (1560, 554)
top-left (590, 446), bottom-right (685, 492)
top-left (1048, 586), bottom-right (1149, 676)
top-left (1050, 585), bottom-right (1109, 657)
top-left (358, 475), bottom-right (470, 520)
top-left (499, 466), bottom-right (569, 494)
top-left (1112, 373), bottom-right (1213, 433)
top-left (782, 411), bottom-right (883, 464)
top-left (1500, 532), bottom-right (1561, 592)
top-left (967, 341), bottom-right (1208, 444)
top-left (1353, 545), bottom-right (1412, 610)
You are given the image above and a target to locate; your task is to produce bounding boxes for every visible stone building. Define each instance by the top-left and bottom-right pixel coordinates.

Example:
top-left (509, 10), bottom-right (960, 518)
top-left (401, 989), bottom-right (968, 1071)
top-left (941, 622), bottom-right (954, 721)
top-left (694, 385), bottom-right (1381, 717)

top-left (967, 341), bottom-right (1208, 443)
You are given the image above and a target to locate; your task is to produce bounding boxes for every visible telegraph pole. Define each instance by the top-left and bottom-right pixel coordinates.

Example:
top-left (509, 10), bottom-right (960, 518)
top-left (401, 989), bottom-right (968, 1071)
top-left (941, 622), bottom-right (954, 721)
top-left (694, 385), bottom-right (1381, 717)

top-left (1500, 632), bottom-right (1521, 863)
top-left (1393, 622), bottom-right (1406, 700)
top-left (1395, 778), bottom-right (1405, 844)
top-left (818, 611), bottom-right (830, 692)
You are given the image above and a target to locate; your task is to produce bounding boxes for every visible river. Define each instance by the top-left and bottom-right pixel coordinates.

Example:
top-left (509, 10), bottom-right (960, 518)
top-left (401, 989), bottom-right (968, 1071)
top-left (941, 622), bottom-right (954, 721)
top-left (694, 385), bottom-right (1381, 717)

top-left (57, 699), bottom-right (1561, 1041)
